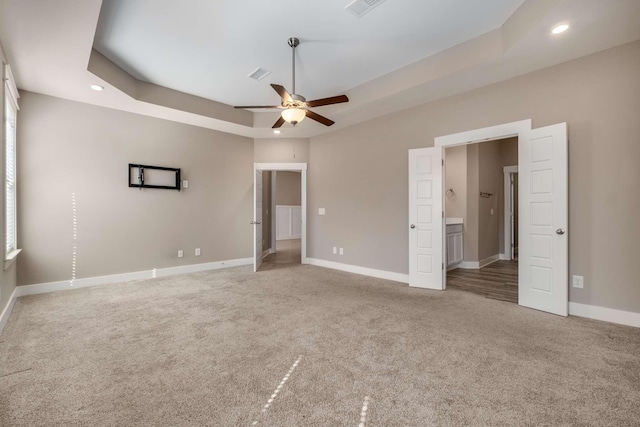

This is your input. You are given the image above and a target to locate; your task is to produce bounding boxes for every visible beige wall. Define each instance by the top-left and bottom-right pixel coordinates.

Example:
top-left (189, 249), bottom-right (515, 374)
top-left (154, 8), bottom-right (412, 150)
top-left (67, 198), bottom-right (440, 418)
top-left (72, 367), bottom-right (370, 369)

top-left (497, 138), bottom-right (518, 255)
top-left (17, 92), bottom-right (254, 285)
top-left (0, 42), bottom-right (17, 319)
top-left (465, 145), bottom-right (480, 262)
top-left (254, 138), bottom-right (309, 163)
top-left (477, 140), bottom-right (502, 261)
top-left (276, 171), bottom-right (301, 206)
top-left (309, 40), bottom-right (640, 313)
top-left (444, 145), bottom-right (467, 220)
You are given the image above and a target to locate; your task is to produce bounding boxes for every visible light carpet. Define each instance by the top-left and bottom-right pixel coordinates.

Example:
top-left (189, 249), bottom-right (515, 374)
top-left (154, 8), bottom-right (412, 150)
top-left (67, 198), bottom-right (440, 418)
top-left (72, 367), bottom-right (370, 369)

top-left (1, 264), bottom-right (639, 426)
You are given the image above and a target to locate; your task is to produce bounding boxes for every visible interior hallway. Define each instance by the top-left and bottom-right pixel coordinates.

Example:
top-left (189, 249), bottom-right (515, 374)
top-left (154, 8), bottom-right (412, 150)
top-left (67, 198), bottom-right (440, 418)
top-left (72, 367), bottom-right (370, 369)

top-left (260, 239), bottom-right (301, 271)
top-left (447, 260), bottom-right (518, 303)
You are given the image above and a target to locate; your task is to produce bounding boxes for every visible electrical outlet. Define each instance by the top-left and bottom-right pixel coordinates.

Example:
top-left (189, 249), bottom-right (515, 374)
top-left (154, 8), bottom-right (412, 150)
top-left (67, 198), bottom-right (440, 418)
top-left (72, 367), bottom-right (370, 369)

top-left (195, 248), bottom-right (201, 256)
top-left (572, 275), bottom-right (584, 288)
top-left (178, 250), bottom-right (184, 258)
top-left (339, 247), bottom-right (344, 255)
top-left (319, 208), bottom-right (326, 215)
top-left (332, 246), bottom-right (337, 254)
top-left (490, 208), bottom-right (494, 215)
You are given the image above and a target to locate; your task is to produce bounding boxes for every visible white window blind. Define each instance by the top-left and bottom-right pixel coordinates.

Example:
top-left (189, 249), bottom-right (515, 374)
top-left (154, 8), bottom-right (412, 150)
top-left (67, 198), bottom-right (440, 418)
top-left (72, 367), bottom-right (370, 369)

top-left (4, 63), bottom-right (19, 257)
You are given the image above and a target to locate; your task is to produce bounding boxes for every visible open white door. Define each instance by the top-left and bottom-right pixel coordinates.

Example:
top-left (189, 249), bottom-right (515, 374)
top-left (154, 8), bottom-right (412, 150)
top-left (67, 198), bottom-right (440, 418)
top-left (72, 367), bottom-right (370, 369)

top-left (409, 147), bottom-right (444, 289)
top-left (519, 123), bottom-right (568, 316)
top-left (253, 169), bottom-right (263, 272)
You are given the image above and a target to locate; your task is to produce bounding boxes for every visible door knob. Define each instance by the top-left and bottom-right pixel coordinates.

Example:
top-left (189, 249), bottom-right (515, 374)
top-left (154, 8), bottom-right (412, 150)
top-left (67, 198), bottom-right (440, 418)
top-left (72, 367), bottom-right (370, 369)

top-left (410, 224), bottom-right (416, 229)
top-left (556, 228), bottom-right (565, 235)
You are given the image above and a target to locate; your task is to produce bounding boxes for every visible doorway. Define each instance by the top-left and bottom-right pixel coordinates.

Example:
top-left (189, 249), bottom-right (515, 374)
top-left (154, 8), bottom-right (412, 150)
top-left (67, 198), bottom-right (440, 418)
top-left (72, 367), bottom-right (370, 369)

top-left (263, 170), bottom-right (303, 270)
top-left (253, 163), bottom-right (307, 272)
top-left (443, 137), bottom-right (519, 303)
top-left (408, 120), bottom-right (569, 316)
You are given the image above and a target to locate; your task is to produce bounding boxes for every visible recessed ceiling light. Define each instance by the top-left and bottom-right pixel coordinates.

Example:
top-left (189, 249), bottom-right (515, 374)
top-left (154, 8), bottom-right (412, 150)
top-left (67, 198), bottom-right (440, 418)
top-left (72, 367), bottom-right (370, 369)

top-left (273, 130), bottom-right (281, 134)
top-left (551, 23), bottom-right (569, 34)
top-left (90, 84), bottom-right (104, 91)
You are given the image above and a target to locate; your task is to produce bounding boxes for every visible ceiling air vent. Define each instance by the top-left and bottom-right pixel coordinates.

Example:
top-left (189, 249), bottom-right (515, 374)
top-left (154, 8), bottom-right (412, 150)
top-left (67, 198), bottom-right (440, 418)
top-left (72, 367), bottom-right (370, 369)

top-left (248, 67), bottom-right (271, 81)
top-left (345, 0), bottom-right (387, 18)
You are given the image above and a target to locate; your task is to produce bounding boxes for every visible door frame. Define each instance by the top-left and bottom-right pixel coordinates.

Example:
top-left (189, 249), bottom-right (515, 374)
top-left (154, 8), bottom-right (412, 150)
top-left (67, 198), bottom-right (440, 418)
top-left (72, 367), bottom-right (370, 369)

top-left (254, 163), bottom-right (308, 265)
top-left (435, 120), bottom-right (532, 305)
top-left (503, 165), bottom-right (518, 261)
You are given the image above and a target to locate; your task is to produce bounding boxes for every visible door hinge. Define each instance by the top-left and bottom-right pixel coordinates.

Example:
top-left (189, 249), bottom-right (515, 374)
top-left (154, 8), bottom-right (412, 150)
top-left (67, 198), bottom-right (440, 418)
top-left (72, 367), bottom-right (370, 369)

top-left (442, 263), bottom-right (444, 270)
top-left (442, 159), bottom-right (444, 166)
top-left (442, 211), bottom-right (445, 218)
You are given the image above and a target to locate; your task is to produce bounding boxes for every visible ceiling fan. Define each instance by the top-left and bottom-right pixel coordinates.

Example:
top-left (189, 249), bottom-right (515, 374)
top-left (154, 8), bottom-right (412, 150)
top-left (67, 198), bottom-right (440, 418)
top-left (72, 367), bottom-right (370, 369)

top-left (234, 37), bottom-right (349, 128)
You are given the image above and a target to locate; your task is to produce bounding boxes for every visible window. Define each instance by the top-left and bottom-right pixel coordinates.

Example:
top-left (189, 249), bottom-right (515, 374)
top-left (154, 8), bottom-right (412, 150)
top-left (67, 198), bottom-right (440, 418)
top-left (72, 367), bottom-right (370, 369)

top-left (4, 63), bottom-right (19, 262)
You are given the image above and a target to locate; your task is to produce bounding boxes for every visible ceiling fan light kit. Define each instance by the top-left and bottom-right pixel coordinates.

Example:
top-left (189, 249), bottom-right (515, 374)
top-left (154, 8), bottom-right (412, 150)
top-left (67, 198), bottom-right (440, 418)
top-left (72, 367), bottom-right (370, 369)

top-left (234, 37), bottom-right (349, 128)
top-left (281, 107), bottom-right (306, 125)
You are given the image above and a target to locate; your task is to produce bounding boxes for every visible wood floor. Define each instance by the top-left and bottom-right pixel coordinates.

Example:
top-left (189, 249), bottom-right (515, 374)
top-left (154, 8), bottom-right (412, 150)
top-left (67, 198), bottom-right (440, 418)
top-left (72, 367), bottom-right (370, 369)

top-left (260, 239), bottom-right (301, 271)
top-left (447, 260), bottom-right (518, 303)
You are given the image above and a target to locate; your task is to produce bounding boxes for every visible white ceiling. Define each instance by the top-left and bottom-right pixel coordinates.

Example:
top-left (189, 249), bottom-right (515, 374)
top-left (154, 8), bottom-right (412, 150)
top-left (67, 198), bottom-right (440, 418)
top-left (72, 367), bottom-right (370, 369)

top-left (93, 0), bottom-right (526, 106)
top-left (1, 0), bottom-right (639, 139)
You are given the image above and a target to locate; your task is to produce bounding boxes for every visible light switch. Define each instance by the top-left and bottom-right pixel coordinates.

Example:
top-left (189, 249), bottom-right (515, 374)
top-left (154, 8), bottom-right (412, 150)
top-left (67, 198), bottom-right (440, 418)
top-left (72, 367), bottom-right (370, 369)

top-left (183, 180), bottom-right (189, 189)
top-left (319, 208), bottom-right (326, 215)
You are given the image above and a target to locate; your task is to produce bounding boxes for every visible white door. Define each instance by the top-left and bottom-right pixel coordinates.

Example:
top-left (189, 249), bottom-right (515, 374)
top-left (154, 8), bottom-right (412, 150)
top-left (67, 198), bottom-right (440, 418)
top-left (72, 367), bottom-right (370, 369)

top-left (519, 123), bottom-right (568, 316)
top-left (409, 148), bottom-right (444, 289)
top-left (253, 169), bottom-right (263, 272)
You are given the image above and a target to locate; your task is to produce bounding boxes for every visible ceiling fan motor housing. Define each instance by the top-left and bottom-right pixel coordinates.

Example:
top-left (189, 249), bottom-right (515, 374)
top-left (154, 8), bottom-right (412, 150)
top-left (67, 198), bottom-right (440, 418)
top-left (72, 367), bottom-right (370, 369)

top-left (234, 36), bottom-right (349, 128)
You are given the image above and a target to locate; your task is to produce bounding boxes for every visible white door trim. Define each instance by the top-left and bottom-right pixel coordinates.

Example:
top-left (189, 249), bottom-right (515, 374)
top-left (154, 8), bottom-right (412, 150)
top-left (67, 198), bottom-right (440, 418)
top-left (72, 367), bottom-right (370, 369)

top-left (435, 120), bottom-right (531, 148)
top-left (503, 165), bottom-right (518, 261)
top-left (254, 163), bottom-right (307, 264)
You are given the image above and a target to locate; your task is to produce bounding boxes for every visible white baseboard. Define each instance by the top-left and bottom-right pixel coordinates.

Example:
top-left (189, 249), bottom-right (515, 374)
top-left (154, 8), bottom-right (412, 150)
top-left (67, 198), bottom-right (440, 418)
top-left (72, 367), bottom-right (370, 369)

top-left (307, 258), bottom-right (409, 284)
top-left (569, 302), bottom-right (640, 328)
top-left (276, 236), bottom-right (301, 241)
top-left (479, 254), bottom-right (500, 268)
top-left (457, 254), bottom-right (501, 270)
top-left (14, 258), bottom-right (253, 298)
top-left (457, 261), bottom-right (479, 269)
top-left (499, 253), bottom-right (511, 261)
top-left (0, 287), bottom-right (18, 335)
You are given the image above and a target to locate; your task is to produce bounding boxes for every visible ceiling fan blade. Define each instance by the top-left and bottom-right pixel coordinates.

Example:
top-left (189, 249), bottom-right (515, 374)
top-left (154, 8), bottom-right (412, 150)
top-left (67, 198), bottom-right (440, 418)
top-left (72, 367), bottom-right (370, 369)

top-left (305, 110), bottom-right (335, 127)
top-left (272, 116), bottom-right (286, 128)
top-left (234, 105), bottom-right (281, 109)
top-left (271, 84), bottom-right (292, 102)
top-left (306, 95), bottom-right (349, 108)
